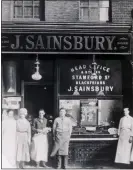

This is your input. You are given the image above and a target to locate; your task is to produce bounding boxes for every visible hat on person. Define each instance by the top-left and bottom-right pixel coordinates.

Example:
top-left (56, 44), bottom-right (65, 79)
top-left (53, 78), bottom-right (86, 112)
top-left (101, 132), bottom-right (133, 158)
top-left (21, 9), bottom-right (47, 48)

top-left (19, 108), bottom-right (28, 116)
top-left (123, 107), bottom-right (129, 111)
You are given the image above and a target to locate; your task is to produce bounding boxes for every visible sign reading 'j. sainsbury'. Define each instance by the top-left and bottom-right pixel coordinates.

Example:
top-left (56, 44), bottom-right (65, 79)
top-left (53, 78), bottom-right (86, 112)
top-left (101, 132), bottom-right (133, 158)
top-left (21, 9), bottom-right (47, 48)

top-left (1, 33), bottom-right (130, 53)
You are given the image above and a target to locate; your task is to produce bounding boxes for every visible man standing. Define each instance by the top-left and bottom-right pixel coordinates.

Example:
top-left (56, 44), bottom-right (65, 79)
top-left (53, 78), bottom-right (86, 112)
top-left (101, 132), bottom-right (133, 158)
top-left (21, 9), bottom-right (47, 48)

top-left (50, 108), bottom-right (72, 169)
top-left (115, 108), bottom-right (133, 167)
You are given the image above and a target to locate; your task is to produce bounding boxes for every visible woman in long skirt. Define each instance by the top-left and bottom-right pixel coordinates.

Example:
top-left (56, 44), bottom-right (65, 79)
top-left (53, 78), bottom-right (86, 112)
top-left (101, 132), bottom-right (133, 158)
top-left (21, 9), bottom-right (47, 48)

top-left (115, 108), bottom-right (133, 165)
top-left (30, 109), bottom-right (51, 168)
top-left (16, 108), bottom-right (31, 168)
top-left (2, 109), bottom-right (17, 168)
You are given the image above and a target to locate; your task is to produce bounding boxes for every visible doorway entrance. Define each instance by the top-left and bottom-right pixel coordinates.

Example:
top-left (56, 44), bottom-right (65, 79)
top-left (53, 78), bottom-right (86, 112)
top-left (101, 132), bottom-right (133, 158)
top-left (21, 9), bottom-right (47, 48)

top-left (24, 83), bottom-right (54, 119)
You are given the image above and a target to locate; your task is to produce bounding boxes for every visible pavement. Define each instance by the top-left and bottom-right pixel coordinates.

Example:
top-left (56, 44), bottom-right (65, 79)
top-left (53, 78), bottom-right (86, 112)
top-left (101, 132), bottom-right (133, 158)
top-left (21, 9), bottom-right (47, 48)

top-left (24, 165), bottom-right (131, 169)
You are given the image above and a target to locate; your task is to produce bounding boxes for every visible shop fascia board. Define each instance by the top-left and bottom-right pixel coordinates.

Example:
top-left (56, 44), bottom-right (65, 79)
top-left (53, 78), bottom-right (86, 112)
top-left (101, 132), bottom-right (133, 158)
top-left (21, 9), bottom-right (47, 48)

top-left (1, 21), bottom-right (131, 33)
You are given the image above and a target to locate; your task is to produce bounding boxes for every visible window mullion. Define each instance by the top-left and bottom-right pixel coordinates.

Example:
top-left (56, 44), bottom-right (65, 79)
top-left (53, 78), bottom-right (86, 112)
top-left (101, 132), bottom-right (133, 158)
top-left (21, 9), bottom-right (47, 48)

top-left (22, 0), bottom-right (24, 18)
top-left (33, 0), bottom-right (34, 18)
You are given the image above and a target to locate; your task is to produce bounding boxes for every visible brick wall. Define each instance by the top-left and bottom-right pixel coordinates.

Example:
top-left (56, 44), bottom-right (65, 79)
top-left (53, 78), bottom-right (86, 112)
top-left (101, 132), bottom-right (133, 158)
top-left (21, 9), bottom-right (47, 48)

top-left (45, 0), bottom-right (79, 22)
top-left (112, 0), bottom-right (133, 23)
top-left (1, 0), bottom-right (133, 23)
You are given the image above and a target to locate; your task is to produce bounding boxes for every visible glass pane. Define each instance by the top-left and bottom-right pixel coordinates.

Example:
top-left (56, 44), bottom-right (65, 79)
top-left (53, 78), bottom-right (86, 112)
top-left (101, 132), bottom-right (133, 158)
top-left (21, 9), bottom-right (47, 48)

top-left (14, 0), bottom-right (23, 6)
top-left (24, 0), bottom-right (33, 6)
top-left (99, 100), bottom-right (122, 127)
top-left (34, 6), bottom-right (39, 16)
top-left (80, 0), bottom-right (89, 7)
top-left (89, 7), bottom-right (99, 21)
top-left (99, 0), bottom-right (109, 7)
top-left (14, 7), bottom-right (23, 17)
top-left (24, 7), bottom-right (33, 17)
top-left (100, 7), bottom-right (109, 21)
top-left (89, 0), bottom-right (99, 7)
top-left (60, 100), bottom-right (80, 126)
top-left (82, 8), bottom-right (89, 20)
top-left (34, 0), bottom-right (39, 6)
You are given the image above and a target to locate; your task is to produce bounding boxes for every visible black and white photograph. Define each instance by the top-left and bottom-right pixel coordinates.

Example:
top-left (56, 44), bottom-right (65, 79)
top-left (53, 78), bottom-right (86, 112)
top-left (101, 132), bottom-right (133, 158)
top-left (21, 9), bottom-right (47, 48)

top-left (1, 0), bottom-right (133, 169)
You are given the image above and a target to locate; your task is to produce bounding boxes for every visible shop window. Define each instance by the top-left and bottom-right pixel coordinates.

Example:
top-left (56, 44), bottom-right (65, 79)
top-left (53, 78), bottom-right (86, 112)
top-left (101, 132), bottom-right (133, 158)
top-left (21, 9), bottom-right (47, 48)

top-left (13, 0), bottom-right (40, 19)
top-left (79, 0), bottom-right (110, 22)
top-left (59, 99), bottom-right (123, 128)
top-left (59, 59), bottom-right (122, 96)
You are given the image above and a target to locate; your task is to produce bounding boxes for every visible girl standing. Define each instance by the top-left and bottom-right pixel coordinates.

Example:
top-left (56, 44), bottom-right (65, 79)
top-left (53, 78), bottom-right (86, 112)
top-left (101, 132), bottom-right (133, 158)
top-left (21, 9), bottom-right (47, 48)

top-left (16, 108), bottom-right (31, 168)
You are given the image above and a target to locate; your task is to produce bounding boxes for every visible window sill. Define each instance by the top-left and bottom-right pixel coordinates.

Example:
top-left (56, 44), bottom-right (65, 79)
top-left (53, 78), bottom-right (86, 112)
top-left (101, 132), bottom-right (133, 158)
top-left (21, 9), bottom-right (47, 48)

top-left (79, 20), bottom-right (110, 24)
top-left (12, 18), bottom-right (40, 22)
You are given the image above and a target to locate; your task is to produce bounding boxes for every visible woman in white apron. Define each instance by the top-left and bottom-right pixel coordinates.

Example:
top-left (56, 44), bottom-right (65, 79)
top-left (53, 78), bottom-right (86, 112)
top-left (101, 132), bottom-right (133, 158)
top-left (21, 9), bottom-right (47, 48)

top-left (31, 109), bottom-right (51, 168)
top-left (2, 109), bottom-right (17, 168)
top-left (115, 108), bottom-right (133, 166)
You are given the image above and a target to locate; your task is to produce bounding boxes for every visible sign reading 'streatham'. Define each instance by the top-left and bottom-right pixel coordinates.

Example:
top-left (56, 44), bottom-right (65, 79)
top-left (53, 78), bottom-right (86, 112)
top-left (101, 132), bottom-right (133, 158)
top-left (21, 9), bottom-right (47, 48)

top-left (2, 33), bottom-right (130, 53)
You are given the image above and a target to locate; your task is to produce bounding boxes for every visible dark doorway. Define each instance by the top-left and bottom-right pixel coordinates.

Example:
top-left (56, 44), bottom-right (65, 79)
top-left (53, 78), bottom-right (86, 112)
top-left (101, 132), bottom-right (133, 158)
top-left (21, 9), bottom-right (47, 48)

top-left (24, 84), bottom-right (54, 118)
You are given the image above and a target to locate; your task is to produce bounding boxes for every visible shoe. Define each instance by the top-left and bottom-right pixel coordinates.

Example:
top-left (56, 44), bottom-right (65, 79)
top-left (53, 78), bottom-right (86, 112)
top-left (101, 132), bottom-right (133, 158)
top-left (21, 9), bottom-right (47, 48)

top-left (42, 162), bottom-right (49, 168)
top-left (56, 155), bottom-right (62, 169)
top-left (21, 162), bottom-right (25, 169)
top-left (36, 162), bottom-right (40, 168)
top-left (62, 156), bottom-right (68, 169)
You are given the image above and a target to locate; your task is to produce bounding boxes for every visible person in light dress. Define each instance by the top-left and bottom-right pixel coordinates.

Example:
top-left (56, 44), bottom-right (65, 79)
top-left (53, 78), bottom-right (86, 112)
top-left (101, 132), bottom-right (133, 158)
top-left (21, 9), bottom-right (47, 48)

top-left (16, 108), bottom-right (31, 168)
top-left (30, 109), bottom-right (51, 168)
top-left (115, 108), bottom-right (133, 167)
top-left (2, 109), bottom-right (8, 121)
top-left (2, 109), bottom-right (17, 168)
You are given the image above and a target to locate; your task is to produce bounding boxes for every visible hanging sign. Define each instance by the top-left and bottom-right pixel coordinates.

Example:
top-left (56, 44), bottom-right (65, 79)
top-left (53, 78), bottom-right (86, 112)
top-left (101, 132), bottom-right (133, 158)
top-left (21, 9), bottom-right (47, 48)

top-left (1, 33), bottom-right (130, 54)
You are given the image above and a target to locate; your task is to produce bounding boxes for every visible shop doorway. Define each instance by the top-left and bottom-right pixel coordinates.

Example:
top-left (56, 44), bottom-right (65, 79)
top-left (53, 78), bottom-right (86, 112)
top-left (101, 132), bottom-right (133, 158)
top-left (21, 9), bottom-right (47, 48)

top-left (24, 83), bottom-right (54, 119)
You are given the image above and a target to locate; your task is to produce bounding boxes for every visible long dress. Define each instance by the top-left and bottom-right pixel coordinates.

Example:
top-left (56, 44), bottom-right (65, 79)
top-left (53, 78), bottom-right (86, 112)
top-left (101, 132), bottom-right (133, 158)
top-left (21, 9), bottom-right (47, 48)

top-left (115, 115), bottom-right (133, 164)
top-left (2, 118), bottom-right (17, 168)
top-left (2, 154), bottom-right (14, 168)
top-left (30, 118), bottom-right (48, 162)
top-left (16, 118), bottom-right (31, 162)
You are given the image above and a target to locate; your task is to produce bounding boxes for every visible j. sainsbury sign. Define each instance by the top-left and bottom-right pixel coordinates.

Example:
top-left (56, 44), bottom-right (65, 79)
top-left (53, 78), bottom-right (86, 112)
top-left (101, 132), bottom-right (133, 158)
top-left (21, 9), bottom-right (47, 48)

top-left (1, 33), bottom-right (130, 54)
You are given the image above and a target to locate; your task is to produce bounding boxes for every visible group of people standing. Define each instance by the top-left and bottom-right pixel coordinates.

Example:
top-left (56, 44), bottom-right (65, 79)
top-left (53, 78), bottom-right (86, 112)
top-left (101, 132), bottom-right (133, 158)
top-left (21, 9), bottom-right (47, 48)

top-left (2, 106), bottom-right (133, 169)
top-left (2, 107), bottom-right (72, 169)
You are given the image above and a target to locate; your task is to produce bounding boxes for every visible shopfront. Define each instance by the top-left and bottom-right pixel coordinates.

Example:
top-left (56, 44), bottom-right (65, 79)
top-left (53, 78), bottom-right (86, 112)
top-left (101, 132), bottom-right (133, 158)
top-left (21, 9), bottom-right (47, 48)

top-left (1, 25), bottom-right (132, 167)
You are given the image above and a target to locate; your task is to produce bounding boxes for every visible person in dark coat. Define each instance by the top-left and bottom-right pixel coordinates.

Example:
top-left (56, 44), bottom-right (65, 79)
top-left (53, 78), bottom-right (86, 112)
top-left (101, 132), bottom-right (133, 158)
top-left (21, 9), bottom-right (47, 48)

top-left (50, 108), bottom-right (72, 169)
top-left (30, 109), bottom-right (51, 168)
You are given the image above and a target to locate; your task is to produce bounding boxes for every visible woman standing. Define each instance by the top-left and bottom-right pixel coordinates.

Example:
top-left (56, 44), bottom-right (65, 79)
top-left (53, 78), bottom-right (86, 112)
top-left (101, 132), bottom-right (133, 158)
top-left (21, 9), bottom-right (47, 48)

top-left (2, 109), bottom-right (8, 121)
top-left (115, 108), bottom-right (133, 166)
top-left (2, 109), bottom-right (17, 168)
top-left (31, 109), bottom-right (51, 168)
top-left (16, 108), bottom-right (31, 168)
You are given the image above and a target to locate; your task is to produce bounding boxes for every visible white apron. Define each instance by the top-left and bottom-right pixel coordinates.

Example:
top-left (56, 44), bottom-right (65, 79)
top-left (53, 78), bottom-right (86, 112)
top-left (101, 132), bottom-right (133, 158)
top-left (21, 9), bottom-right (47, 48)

top-left (2, 119), bottom-right (17, 167)
top-left (115, 116), bottom-right (133, 164)
top-left (31, 133), bottom-right (48, 162)
top-left (2, 154), bottom-right (15, 168)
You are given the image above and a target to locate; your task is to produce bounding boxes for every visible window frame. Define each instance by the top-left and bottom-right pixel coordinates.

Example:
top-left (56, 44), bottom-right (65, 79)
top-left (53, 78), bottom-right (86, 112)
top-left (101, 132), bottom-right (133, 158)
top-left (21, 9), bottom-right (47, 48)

top-left (79, 0), bottom-right (112, 23)
top-left (12, 0), bottom-right (44, 21)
